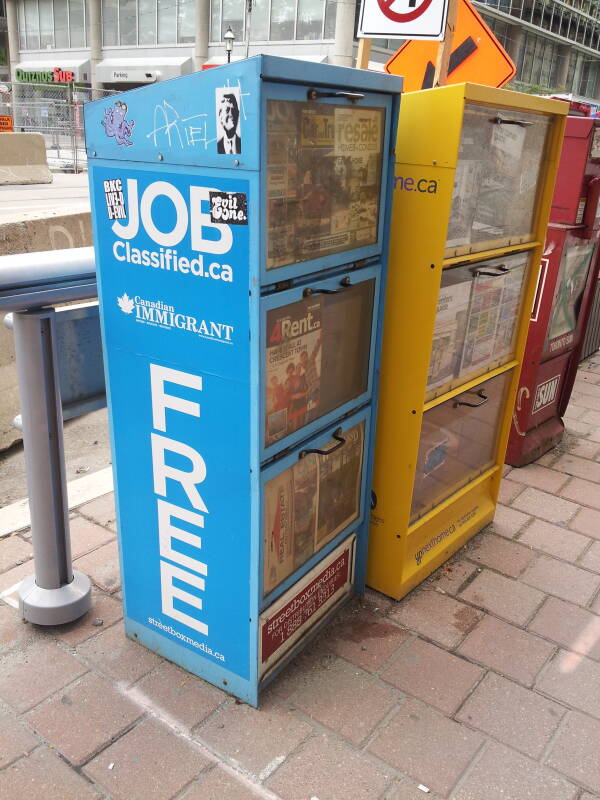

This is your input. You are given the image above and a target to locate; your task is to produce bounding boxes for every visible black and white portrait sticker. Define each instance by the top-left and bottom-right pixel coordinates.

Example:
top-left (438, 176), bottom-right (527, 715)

top-left (216, 87), bottom-right (242, 155)
top-left (209, 191), bottom-right (248, 225)
top-left (103, 178), bottom-right (126, 220)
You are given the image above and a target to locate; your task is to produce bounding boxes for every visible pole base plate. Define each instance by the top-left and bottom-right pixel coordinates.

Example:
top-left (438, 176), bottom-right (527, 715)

top-left (18, 571), bottom-right (92, 626)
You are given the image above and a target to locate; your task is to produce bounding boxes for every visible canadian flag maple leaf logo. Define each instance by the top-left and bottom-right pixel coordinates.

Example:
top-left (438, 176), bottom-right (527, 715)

top-left (117, 293), bottom-right (135, 314)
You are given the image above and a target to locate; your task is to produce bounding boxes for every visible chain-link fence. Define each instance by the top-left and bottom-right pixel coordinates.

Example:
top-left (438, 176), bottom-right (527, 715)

top-left (0, 82), bottom-right (118, 172)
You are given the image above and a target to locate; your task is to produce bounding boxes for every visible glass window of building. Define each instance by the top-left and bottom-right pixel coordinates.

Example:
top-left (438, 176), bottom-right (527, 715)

top-left (39, 0), bottom-right (54, 47)
top-left (54, 0), bottom-right (70, 47)
top-left (578, 57), bottom-right (599, 97)
top-left (138, 0), bottom-right (157, 44)
top-left (177, 0), bottom-right (195, 42)
top-left (95, 0), bottom-right (195, 45)
top-left (157, 0), bottom-right (176, 42)
top-left (102, 0), bottom-right (118, 44)
top-left (323, 0), bottom-right (335, 37)
top-left (68, 0), bottom-right (85, 47)
top-left (296, 0), bottom-right (324, 39)
top-left (270, 0), bottom-right (295, 39)
top-left (17, 0), bottom-right (27, 48)
top-left (17, 0), bottom-right (89, 48)
top-left (118, 0), bottom-right (137, 44)
top-left (249, 0), bottom-right (269, 40)
top-left (210, 0), bottom-right (221, 41)
top-left (223, 0), bottom-right (245, 39)
top-left (23, 0), bottom-right (40, 49)
top-left (211, 0), bottom-right (335, 42)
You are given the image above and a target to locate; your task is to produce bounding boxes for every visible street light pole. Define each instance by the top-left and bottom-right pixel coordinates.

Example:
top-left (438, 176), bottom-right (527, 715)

top-left (224, 26), bottom-right (235, 64)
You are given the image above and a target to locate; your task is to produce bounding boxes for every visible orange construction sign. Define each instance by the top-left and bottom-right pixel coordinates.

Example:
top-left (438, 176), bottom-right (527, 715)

top-left (0, 115), bottom-right (13, 132)
top-left (385, 0), bottom-right (516, 92)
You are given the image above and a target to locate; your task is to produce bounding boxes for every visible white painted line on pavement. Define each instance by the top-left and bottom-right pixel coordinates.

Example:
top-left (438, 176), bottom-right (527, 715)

top-left (0, 581), bottom-right (22, 608)
top-left (0, 466), bottom-right (114, 539)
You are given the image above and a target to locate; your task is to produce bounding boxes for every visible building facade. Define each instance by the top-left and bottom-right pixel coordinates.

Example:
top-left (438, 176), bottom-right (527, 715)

top-left (0, 0), bottom-right (9, 80)
top-left (5, 0), bottom-right (600, 101)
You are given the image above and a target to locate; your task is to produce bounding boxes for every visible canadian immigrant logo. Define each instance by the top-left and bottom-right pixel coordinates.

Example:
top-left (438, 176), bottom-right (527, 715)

top-left (116, 292), bottom-right (234, 343)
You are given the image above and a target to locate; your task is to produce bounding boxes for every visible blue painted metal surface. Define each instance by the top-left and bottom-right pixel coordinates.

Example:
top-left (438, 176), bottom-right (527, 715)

top-left (85, 55), bottom-right (401, 705)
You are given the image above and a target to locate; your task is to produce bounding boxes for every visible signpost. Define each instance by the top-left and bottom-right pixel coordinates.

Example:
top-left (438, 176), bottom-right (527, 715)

top-left (357, 0), bottom-right (514, 92)
top-left (384, 0), bottom-right (515, 90)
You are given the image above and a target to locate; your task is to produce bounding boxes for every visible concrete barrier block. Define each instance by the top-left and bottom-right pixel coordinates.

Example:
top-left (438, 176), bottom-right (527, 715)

top-left (0, 133), bottom-right (53, 185)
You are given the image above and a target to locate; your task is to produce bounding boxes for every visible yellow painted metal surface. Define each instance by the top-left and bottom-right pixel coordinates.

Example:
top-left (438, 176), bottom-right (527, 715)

top-left (368, 83), bottom-right (567, 600)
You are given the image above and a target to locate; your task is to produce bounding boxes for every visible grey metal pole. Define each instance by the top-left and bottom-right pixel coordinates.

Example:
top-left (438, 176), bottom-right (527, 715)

top-left (194, 0), bottom-right (211, 71)
top-left (12, 308), bottom-right (91, 625)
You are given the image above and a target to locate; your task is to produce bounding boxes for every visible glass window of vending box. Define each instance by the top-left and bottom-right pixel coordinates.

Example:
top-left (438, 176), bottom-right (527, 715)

top-left (84, 56), bottom-right (401, 705)
top-left (367, 84), bottom-right (567, 601)
top-left (543, 234), bottom-right (598, 354)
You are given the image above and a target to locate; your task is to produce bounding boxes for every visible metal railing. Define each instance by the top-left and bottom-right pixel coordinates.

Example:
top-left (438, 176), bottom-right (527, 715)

top-left (1, 83), bottom-right (118, 173)
top-left (1, 247), bottom-right (99, 625)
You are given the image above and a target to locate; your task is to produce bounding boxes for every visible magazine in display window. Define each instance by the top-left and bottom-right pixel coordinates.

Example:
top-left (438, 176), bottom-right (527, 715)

top-left (472, 121), bottom-right (526, 241)
top-left (266, 100), bottom-right (385, 270)
top-left (265, 282), bottom-right (374, 447)
top-left (266, 297), bottom-right (323, 447)
top-left (493, 261), bottom-right (528, 360)
top-left (426, 279), bottom-right (472, 392)
top-left (446, 160), bottom-right (485, 249)
top-left (316, 423), bottom-right (364, 546)
top-left (263, 467), bottom-right (295, 594)
top-left (459, 259), bottom-right (527, 378)
top-left (427, 256), bottom-right (528, 394)
top-left (263, 423), bottom-right (364, 595)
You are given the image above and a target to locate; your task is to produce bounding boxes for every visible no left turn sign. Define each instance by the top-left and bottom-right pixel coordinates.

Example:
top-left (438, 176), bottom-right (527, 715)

top-left (377, 0), bottom-right (435, 23)
top-left (359, 0), bottom-right (449, 40)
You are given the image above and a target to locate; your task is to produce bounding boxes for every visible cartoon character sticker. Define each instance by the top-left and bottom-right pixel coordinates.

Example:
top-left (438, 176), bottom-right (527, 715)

top-left (101, 101), bottom-right (135, 147)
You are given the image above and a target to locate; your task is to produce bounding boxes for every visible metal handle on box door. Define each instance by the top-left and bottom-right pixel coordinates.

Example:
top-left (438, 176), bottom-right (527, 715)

top-left (474, 265), bottom-right (509, 277)
top-left (454, 390), bottom-right (489, 408)
top-left (303, 277), bottom-right (352, 298)
top-left (300, 427), bottom-right (345, 458)
top-left (491, 115), bottom-right (533, 127)
top-left (307, 89), bottom-right (365, 103)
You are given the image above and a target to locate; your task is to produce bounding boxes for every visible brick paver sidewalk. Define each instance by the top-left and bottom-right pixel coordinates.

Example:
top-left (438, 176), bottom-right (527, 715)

top-left (2, 355), bottom-right (600, 800)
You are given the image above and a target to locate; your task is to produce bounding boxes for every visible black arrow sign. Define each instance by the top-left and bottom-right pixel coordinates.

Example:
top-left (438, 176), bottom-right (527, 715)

top-left (421, 36), bottom-right (478, 89)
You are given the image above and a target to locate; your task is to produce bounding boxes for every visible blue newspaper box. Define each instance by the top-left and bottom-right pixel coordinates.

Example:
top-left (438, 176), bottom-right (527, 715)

top-left (84, 56), bottom-right (402, 705)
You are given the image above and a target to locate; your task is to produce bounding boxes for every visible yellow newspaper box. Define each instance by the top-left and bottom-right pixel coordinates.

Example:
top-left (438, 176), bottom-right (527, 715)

top-left (368, 84), bottom-right (567, 600)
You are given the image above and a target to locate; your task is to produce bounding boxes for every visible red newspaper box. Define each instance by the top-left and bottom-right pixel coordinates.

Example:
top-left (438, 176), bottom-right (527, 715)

top-left (507, 115), bottom-right (600, 466)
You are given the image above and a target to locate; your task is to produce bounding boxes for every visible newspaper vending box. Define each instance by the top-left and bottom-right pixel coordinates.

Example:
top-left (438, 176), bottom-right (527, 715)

top-left (367, 84), bottom-right (567, 600)
top-left (84, 56), bottom-right (401, 705)
top-left (506, 116), bottom-right (600, 466)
